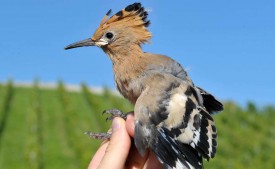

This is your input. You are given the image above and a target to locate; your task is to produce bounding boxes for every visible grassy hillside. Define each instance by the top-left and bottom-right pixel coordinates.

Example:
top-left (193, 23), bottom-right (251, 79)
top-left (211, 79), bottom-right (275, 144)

top-left (0, 82), bottom-right (274, 169)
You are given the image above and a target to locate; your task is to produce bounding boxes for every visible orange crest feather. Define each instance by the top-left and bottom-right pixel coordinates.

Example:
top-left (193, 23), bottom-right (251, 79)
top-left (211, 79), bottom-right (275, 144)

top-left (92, 3), bottom-right (152, 44)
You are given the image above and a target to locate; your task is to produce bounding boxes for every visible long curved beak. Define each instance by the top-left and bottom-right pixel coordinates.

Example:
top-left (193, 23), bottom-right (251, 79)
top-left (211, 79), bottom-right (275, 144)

top-left (64, 38), bottom-right (95, 50)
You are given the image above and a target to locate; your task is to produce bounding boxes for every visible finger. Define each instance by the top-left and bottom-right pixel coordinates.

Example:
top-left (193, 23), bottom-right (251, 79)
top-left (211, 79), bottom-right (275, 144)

top-left (88, 141), bottom-right (109, 169)
top-left (126, 113), bottom-right (135, 137)
top-left (97, 117), bottom-right (131, 169)
top-left (125, 113), bottom-right (151, 169)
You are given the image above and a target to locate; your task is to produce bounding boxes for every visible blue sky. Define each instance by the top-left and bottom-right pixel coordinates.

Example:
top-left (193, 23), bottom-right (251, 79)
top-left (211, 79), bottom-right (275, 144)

top-left (0, 0), bottom-right (274, 107)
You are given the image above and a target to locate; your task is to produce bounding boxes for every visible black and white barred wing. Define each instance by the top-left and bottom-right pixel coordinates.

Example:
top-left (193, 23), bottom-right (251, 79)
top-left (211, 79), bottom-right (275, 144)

top-left (196, 86), bottom-right (223, 115)
top-left (134, 73), bottom-right (217, 169)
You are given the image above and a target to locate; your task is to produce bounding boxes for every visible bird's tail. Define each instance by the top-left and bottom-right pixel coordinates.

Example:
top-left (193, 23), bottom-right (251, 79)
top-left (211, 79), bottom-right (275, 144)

top-left (152, 127), bottom-right (203, 169)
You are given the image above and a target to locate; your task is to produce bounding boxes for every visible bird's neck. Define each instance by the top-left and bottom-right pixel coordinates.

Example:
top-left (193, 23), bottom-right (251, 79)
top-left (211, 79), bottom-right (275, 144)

top-left (103, 45), bottom-right (143, 64)
top-left (102, 45), bottom-right (146, 75)
top-left (103, 45), bottom-right (147, 103)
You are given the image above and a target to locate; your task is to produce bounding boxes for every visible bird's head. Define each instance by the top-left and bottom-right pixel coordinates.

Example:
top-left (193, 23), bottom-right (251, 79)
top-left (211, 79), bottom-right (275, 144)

top-left (65, 3), bottom-right (152, 60)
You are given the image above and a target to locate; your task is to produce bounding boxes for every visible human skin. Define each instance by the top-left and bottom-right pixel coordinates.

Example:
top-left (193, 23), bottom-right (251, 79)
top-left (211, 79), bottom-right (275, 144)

top-left (88, 113), bottom-right (162, 169)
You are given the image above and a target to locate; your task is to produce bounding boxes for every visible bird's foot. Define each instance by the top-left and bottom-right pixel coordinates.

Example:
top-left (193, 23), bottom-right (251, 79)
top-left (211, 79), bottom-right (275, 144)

top-left (85, 109), bottom-right (132, 140)
top-left (84, 131), bottom-right (111, 140)
top-left (102, 108), bottom-right (128, 121)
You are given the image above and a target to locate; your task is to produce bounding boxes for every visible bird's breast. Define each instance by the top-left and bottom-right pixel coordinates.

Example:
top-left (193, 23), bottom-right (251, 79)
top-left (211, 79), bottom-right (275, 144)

top-left (115, 76), bottom-right (144, 104)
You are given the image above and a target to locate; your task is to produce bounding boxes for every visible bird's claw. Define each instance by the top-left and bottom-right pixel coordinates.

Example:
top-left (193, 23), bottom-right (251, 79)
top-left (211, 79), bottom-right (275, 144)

top-left (84, 131), bottom-right (111, 140)
top-left (102, 108), bottom-right (127, 121)
top-left (85, 109), bottom-right (131, 140)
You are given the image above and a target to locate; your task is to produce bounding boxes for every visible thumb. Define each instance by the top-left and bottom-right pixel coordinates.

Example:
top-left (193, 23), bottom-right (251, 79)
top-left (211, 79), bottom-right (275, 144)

top-left (98, 117), bottom-right (131, 169)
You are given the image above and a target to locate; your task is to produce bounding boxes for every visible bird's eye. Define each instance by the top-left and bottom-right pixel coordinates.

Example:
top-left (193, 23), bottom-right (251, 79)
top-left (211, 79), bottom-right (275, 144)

top-left (105, 32), bottom-right (114, 39)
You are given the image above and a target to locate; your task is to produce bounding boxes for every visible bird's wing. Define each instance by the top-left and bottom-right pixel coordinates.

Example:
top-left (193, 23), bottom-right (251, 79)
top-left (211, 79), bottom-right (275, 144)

top-left (196, 86), bottom-right (223, 115)
top-left (144, 53), bottom-right (223, 114)
top-left (134, 73), bottom-right (217, 169)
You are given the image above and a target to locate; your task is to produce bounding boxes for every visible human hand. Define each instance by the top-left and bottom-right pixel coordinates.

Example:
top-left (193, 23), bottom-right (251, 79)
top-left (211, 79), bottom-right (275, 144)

top-left (88, 113), bottom-right (162, 169)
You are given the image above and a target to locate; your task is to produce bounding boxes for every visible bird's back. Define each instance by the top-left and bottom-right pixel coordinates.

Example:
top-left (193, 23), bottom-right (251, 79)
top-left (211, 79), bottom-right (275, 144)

top-left (143, 53), bottom-right (223, 114)
top-left (143, 53), bottom-right (192, 83)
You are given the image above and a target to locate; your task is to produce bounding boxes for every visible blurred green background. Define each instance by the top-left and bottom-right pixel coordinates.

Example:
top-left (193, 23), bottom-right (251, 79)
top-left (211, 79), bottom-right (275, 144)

top-left (0, 81), bottom-right (274, 169)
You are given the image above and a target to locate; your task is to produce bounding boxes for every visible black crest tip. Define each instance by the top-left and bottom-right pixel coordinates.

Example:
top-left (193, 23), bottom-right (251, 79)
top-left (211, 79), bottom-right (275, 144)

top-left (144, 21), bottom-right (151, 27)
top-left (115, 10), bottom-right (123, 17)
top-left (125, 2), bottom-right (142, 12)
top-left (106, 9), bottom-right (112, 16)
top-left (134, 3), bottom-right (142, 11)
top-left (125, 4), bottom-right (134, 12)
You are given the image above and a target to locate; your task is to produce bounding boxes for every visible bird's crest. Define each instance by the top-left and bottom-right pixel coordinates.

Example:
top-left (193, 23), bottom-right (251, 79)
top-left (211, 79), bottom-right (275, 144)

top-left (92, 2), bottom-right (152, 44)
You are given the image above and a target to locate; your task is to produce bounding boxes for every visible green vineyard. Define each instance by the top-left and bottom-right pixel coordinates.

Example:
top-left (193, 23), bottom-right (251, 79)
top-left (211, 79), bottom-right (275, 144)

top-left (0, 81), bottom-right (274, 169)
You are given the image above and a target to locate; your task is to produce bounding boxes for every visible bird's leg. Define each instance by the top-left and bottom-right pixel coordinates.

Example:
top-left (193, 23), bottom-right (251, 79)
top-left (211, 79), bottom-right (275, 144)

top-left (84, 131), bottom-right (111, 140)
top-left (102, 108), bottom-right (131, 121)
top-left (85, 109), bottom-right (132, 140)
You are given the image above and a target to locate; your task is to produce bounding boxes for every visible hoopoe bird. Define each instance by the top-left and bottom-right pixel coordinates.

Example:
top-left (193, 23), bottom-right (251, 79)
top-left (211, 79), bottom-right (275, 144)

top-left (65, 2), bottom-right (223, 169)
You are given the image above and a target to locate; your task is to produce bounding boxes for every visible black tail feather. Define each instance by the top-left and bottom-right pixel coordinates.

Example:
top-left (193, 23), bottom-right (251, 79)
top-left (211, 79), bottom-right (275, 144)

top-left (151, 127), bottom-right (203, 169)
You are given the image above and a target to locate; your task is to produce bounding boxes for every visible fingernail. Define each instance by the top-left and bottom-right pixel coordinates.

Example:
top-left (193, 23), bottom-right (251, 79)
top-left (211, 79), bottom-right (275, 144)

top-left (112, 118), bottom-right (121, 132)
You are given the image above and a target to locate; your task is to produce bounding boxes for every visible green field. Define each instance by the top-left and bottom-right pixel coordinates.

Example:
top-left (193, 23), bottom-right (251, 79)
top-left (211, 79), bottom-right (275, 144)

top-left (0, 82), bottom-right (274, 169)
